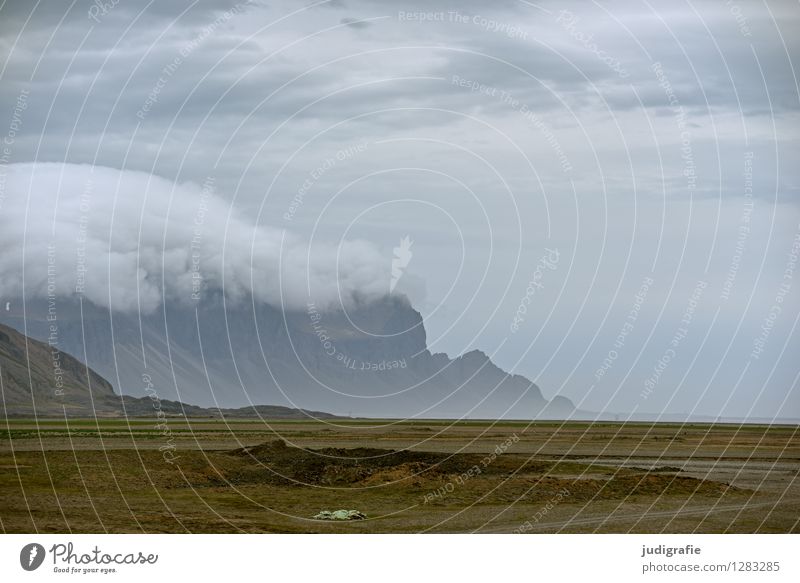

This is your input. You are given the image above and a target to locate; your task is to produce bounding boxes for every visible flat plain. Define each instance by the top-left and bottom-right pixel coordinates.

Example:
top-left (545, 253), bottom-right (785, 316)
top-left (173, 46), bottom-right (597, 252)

top-left (0, 418), bottom-right (797, 533)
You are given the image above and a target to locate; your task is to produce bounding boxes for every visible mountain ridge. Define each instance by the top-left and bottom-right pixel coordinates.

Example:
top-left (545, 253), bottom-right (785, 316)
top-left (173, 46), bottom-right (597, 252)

top-left (0, 295), bottom-right (574, 419)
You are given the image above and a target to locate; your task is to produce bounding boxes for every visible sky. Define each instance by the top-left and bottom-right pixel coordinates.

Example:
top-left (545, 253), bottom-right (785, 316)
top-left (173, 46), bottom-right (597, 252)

top-left (0, 0), bottom-right (798, 419)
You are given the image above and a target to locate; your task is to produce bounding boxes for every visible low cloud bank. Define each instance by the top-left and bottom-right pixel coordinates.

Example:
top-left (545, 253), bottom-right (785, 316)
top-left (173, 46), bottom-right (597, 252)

top-left (0, 162), bottom-right (387, 312)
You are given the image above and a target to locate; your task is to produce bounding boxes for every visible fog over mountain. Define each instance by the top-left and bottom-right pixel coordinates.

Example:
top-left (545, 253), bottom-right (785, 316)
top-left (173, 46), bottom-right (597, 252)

top-left (0, 162), bottom-right (571, 418)
top-left (0, 162), bottom-right (388, 313)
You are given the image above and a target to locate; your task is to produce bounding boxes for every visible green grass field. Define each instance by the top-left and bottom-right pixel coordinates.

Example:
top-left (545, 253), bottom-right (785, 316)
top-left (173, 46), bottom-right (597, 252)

top-left (1, 418), bottom-right (797, 533)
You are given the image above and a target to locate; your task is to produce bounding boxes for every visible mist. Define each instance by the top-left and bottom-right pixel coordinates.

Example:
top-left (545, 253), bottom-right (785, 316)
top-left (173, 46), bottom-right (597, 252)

top-left (0, 162), bottom-right (388, 313)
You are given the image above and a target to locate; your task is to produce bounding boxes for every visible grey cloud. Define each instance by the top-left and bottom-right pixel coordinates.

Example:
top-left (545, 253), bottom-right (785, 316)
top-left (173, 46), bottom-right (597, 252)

top-left (0, 163), bottom-right (389, 312)
top-left (340, 17), bottom-right (371, 30)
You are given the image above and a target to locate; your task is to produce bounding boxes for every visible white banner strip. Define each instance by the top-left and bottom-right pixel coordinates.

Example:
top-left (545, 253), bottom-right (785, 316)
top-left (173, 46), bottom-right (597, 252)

top-left (0, 534), bottom-right (797, 582)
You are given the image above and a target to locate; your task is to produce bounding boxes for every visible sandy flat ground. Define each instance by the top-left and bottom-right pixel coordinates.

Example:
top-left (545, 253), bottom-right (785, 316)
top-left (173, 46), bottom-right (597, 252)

top-left (0, 419), bottom-right (797, 533)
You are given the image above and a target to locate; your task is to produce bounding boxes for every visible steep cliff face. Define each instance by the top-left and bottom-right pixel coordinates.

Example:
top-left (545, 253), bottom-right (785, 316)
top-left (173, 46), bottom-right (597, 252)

top-left (0, 295), bottom-right (573, 419)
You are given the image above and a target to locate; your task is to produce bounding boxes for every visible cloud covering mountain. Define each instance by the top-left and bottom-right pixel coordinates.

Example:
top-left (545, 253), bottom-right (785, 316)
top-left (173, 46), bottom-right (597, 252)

top-left (0, 162), bottom-right (388, 313)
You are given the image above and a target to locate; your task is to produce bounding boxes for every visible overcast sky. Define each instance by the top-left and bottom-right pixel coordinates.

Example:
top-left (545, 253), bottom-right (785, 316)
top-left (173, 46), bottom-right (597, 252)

top-left (0, 0), bottom-right (798, 419)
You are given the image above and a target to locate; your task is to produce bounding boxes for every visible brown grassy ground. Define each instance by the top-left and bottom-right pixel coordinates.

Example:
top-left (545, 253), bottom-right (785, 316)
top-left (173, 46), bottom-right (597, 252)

top-left (0, 419), bottom-right (797, 533)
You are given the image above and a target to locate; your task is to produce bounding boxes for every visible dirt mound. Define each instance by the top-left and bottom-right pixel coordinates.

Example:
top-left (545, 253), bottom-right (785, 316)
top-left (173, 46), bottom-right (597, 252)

top-left (600, 474), bottom-right (737, 498)
top-left (226, 440), bottom-right (463, 486)
top-left (219, 440), bottom-right (742, 498)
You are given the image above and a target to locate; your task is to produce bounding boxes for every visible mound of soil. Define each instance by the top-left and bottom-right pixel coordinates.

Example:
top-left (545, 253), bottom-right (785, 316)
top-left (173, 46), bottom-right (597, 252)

top-left (600, 474), bottom-right (737, 498)
top-left (214, 440), bottom-right (742, 500)
top-left (225, 440), bottom-right (469, 486)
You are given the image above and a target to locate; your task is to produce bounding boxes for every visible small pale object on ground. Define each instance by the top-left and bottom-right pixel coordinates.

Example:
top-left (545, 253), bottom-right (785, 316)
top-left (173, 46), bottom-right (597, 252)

top-left (313, 509), bottom-right (367, 520)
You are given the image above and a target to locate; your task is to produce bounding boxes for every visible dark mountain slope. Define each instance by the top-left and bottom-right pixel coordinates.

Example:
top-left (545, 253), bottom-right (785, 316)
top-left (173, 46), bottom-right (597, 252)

top-left (0, 321), bottom-right (115, 415)
top-left (0, 295), bottom-right (574, 419)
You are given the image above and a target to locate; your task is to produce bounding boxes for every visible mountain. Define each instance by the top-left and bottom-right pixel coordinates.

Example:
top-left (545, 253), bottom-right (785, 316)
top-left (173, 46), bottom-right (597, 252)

top-left (0, 295), bottom-right (574, 419)
top-left (0, 320), bottom-right (116, 415)
top-left (0, 321), bottom-right (339, 418)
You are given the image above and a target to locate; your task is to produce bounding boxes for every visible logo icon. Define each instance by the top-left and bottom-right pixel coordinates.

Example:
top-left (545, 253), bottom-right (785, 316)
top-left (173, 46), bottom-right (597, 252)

top-left (20, 543), bottom-right (45, 571)
top-left (390, 235), bottom-right (413, 293)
